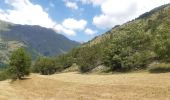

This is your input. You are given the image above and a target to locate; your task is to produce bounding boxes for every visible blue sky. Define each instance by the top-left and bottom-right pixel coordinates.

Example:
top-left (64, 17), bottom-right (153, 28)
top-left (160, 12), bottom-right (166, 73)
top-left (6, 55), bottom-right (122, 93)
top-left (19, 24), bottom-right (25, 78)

top-left (0, 0), bottom-right (170, 42)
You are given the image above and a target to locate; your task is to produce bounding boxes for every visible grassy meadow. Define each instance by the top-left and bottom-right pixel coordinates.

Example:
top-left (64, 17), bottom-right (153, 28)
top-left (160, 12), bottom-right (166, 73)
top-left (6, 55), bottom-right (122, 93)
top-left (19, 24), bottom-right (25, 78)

top-left (0, 72), bottom-right (170, 100)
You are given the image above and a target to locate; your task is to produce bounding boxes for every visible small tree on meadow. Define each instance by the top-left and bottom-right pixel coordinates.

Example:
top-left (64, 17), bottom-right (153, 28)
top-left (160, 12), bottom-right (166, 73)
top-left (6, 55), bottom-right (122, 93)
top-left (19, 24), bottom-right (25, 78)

top-left (9, 48), bottom-right (31, 79)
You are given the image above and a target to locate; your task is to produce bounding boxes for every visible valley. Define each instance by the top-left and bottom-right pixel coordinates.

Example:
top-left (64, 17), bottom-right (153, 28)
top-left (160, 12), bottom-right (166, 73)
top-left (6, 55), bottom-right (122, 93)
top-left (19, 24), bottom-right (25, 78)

top-left (0, 1), bottom-right (170, 100)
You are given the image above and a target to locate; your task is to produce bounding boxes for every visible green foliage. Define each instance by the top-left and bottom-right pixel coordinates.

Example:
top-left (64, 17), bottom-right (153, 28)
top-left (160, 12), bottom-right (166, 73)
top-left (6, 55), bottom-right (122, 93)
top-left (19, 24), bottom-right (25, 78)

top-left (0, 69), bottom-right (10, 81)
top-left (103, 22), bottom-right (154, 71)
top-left (32, 48), bottom-right (79, 75)
top-left (55, 55), bottom-right (75, 69)
top-left (29, 4), bottom-right (170, 74)
top-left (9, 48), bottom-right (31, 79)
top-left (153, 20), bottom-right (170, 61)
top-left (33, 56), bottom-right (61, 75)
top-left (59, 4), bottom-right (170, 73)
top-left (143, 8), bottom-right (170, 62)
top-left (149, 63), bottom-right (170, 73)
top-left (76, 46), bottom-right (102, 73)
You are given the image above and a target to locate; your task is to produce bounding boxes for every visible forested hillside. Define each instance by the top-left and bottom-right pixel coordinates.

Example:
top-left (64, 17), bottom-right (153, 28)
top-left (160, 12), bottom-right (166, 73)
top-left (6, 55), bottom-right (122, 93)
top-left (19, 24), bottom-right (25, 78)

top-left (49, 3), bottom-right (170, 73)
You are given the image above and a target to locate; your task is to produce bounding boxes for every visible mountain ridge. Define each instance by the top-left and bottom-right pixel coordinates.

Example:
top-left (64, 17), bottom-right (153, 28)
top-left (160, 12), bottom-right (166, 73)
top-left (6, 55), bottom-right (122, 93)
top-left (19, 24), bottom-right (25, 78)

top-left (0, 20), bottom-right (80, 63)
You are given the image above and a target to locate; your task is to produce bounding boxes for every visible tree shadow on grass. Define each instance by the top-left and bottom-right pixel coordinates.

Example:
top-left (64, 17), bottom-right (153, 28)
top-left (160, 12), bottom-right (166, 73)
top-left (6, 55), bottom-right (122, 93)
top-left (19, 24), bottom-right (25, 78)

top-left (10, 77), bottom-right (32, 83)
top-left (20, 77), bottom-right (31, 80)
top-left (149, 69), bottom-right (170, 73)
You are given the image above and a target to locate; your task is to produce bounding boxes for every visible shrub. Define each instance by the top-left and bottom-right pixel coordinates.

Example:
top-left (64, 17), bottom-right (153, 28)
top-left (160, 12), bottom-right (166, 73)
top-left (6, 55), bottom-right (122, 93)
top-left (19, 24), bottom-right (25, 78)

top-left (9, 48), bottom-right (31, 79)
top-left (0, 67), bottom-right (11, 81)
top-left (33, 56), bottom-right (61, 75)
top-left (103, 23), bottom-right (154, 72)
top-left (55, 55), bottom-right (75, 69)
top-left (76, 46), bottom-right (101, 73)
top-left (0, 70), bottom-right (8, 81)
top-left (148, 63), bottom-right (170, 73)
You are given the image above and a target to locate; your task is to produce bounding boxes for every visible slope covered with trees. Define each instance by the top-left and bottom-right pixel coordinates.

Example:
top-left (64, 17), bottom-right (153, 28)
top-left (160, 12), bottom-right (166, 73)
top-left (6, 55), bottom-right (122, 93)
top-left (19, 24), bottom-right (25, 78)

top-left (51, 3), bottom-right (170, 73)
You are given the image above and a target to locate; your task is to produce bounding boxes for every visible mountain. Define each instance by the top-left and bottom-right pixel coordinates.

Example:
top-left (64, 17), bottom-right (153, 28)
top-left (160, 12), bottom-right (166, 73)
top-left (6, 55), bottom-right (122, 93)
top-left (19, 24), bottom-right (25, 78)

top-left (62, 3), bottom-right (170, 72)
top-left (0, 20), bottom-right (80, 63)
top-left (86, 3), bottom-right (170, 47)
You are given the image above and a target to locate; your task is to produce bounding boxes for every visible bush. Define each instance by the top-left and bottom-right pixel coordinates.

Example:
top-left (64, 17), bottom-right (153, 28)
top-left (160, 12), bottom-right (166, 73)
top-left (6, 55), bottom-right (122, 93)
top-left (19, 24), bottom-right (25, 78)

top-left (0, 71), bottom-right (8, 81)
top-left (9, 48), bottom-right (31, 79)
top-left (103, 23), bottom-right (154, 72)
top-left (0, 68), bottom-right (11, 81)
top-left (76, 46), bottom-right (101, 73)
top-left (33, 56), bottom-right (61, 75)
top-left (148, 63), bottom-right (170, 73)
top-left (55, 55), bottom-right (75, 69)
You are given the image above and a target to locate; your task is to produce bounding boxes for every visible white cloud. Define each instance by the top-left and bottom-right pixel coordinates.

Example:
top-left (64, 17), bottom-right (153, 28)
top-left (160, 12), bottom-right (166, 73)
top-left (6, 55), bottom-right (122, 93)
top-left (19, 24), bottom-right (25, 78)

top-left (101, 0), bottom-right (137, 16)
top-left (62, 18), bottom-right (87, 30)
top-left (54, 18), bottom-right (88, 36)
top-left (0, 0), bottom-right (81, 36)
top-left (91, 0), bottom-right (170, 29)
top-left (54, 24), bottom-right (76, 36)
top-left (85, 28), bottom-right (96, 35)
top-left (0, 0), bottom-right (56, 28)
top-left (93, 15), bottom-right (120, 29)
top-left (65, 1), bottom-right (78, 10)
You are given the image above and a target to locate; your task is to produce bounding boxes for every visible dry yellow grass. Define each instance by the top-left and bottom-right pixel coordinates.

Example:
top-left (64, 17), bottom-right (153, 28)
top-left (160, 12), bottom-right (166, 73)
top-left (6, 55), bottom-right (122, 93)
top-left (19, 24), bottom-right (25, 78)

top-left (0, 72), bottom-right (170, 100)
